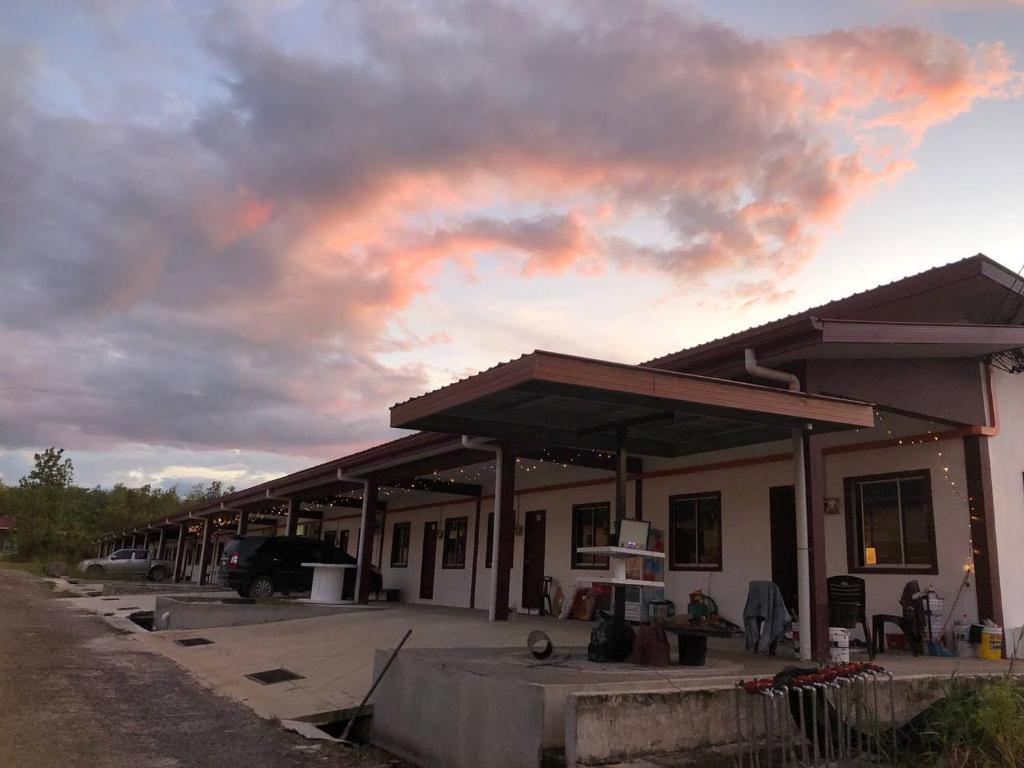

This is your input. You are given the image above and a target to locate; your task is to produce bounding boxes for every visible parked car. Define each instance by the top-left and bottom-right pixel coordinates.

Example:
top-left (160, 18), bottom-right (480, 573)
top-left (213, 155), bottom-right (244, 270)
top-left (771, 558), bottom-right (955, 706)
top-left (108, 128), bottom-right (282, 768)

top-left (78, 549), bottom-right (173, 582)
top-left (218, 535), bottom-right (383, 599)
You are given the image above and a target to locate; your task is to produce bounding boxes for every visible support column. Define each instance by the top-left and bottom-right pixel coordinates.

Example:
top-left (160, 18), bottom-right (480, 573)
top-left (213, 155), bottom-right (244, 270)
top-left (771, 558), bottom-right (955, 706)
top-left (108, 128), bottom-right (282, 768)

top-left (492, 449), bottom-right (517, 621)
top-left (197, 519), bottom-right (213, 586)
top-left (172, 524), bottom-right (186, 583)
top-left (613, 430), bottom-right (629, 622)
top-left (131, 532), bottom-right (139, 548)
top-left (286, 498), bottom-right (299, 537)
top-left (805, 433), bottom-right (830, 661)
top-left (156, 528), bottom-right (166, 560)
top-left (97, 542), bottom-right (103, 558)
top-left (469, 497), bottom-right (482, 609)
top-left (355, 482), bottom-right (378, 604)
top-left (964, 435), bottom-right (1002, 625)
top-left (238, 509), bottom-right (249, 536)
top-left (375, 508), bottom-right (387, 567)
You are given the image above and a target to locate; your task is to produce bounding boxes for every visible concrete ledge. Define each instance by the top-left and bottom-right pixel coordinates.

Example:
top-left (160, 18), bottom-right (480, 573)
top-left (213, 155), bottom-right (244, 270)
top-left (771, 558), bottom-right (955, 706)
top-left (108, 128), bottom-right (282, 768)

top-left (102, 581), bottom-right (226, 596)
top-left (563, 674), bottom-right (1010, 767)
top-left (152, 595), bottom-right (354, 631)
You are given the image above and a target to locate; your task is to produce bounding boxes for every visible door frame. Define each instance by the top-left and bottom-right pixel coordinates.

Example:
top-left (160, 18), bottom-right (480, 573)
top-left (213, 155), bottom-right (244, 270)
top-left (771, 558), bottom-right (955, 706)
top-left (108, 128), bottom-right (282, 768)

top-left (521, 509), bottom-right (547, 612)
top-left (420, 520), bottom-right (438, 600)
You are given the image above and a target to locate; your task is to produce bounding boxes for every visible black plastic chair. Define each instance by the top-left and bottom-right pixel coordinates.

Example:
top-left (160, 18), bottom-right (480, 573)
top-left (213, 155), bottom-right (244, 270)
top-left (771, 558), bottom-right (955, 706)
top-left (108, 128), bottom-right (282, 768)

top-left (827, 575), bottom-right (874, 660)
top-left (871, 580), bottom-right (924, 656)
top-left (540, 576), bottom-right (554, 617)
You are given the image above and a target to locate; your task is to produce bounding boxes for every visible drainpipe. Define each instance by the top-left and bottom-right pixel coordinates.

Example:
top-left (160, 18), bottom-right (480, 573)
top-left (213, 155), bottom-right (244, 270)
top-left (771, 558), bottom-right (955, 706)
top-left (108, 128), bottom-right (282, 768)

top-left (462, 435), bottom-right (504, 622)
top-left (744, 349), bottom-right (812, 662)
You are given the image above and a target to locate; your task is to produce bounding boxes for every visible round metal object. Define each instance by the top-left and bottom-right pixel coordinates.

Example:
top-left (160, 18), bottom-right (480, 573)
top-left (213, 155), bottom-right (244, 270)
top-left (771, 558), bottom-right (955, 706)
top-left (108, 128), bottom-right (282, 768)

top-left (527, 630), bottom-right (554, 660)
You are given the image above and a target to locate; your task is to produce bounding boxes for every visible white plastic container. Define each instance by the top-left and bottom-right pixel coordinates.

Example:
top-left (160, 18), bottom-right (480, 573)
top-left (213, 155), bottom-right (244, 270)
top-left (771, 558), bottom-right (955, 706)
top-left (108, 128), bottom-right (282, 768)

top-left (829, 627), bottom-right (850, 664)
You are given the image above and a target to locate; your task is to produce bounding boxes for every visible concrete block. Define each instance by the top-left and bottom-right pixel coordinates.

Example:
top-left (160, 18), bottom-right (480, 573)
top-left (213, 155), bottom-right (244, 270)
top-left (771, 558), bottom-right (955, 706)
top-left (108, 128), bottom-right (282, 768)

top-left (152, 595), bottom-right (351, 631)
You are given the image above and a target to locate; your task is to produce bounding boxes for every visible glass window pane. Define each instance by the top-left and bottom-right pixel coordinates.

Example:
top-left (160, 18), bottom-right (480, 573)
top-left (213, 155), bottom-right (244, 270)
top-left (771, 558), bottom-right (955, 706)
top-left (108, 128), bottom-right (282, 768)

top-left (573, 504), bottom-right (609, 568)
top-left (900, 477), bottom-right (932, 565)
top-left (697, 497), bottom-right (721, 565)
top-left (671, 499), bottom-right (697, 566)
top-left (860, 480), bottom-right (902, 564)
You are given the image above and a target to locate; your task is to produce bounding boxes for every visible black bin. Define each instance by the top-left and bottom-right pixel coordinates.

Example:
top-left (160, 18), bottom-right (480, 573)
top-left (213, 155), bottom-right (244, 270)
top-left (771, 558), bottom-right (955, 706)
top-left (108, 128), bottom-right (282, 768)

top-left (678, 634), bottom-right (707, 666)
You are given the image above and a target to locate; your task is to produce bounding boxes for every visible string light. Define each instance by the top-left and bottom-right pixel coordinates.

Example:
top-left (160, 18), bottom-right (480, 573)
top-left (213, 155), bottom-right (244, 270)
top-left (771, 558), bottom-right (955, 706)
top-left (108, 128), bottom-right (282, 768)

top-left (876, 410), bottom-right (976, 578)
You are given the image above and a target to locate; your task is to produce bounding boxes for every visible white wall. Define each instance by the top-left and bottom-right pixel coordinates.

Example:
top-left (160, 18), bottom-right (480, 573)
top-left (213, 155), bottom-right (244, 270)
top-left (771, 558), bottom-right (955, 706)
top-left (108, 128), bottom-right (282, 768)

top-left (985, 368), bottom-right (1024, 631)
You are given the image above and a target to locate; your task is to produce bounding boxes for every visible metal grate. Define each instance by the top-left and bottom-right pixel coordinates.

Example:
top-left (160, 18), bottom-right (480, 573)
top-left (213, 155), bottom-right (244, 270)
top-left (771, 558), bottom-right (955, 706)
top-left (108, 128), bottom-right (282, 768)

top-left (245, 668), bottom-right (305, 685)
top-left (175, 637), bottom-right (214, 647)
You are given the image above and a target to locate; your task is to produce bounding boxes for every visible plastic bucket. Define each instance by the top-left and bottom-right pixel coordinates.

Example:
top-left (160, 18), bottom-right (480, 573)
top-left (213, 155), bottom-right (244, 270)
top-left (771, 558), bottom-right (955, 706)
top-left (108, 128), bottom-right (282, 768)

top-left (829, 627), bottom-right (850, 664)
top-left (978, 627), bottom-right (1003, 660)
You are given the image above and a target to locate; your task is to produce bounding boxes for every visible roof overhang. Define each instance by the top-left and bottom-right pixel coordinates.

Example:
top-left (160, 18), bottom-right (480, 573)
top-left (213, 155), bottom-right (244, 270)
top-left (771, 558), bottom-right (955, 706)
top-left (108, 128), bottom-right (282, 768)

top-left (657, 319), bottom-right (1024, 379)
top-left (390, 351), bottom-right (875, 457)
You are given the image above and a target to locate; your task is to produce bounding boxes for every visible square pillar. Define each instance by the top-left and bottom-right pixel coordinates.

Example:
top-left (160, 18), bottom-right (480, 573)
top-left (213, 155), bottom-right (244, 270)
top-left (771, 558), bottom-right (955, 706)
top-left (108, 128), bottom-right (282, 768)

top-left (805, 433), bottom-right (830, 661)
top-left (197, 519), bottom-right (213, 586)
top-left (286, 498), bottom-right (299, 537)
top-left (238, 509), bottom-right (249, 536)
top-left (172, 524), bottom-right (187, 583)
top-left (492, 449), bottom-right (517, 621)
top-left (964, 435), bottom-right (1002, 625)
top-left (356, 482), bottom-right (378, 604)
top-left (156, 528), bottom-right (166, 560)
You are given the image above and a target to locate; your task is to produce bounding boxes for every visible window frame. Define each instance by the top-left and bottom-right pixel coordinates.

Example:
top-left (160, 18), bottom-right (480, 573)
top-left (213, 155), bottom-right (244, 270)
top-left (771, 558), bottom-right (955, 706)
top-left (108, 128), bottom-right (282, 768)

top-left (390, 521), bottom-right (411, 568)
top-left (668, 491), bottom-right (723, 572)
top-left (441, 516), bottom-right (468, 569)
top-left (571, 502), bottom-right (611, 570)
top-left (844, 469), bottom-right (938, 575)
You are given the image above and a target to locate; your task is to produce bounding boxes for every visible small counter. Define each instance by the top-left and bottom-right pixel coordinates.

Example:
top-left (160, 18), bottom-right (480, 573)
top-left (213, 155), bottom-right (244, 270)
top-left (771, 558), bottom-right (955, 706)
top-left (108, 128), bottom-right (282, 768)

top-left (301, 562), bottom-right (356, 603)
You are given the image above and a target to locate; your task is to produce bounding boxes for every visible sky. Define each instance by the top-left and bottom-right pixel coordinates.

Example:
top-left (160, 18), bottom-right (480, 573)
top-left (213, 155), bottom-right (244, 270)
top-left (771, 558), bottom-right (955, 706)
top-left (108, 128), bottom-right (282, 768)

top-left (1, 0), bottom-right (1022, 490)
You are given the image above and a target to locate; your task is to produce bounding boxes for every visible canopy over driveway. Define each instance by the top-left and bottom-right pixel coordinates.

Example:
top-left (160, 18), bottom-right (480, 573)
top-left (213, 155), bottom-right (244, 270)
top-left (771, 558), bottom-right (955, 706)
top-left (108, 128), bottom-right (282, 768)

top-left (391, 350), bottom-right (875, 657)
top-left (391, 350), bottom-right (875, 451)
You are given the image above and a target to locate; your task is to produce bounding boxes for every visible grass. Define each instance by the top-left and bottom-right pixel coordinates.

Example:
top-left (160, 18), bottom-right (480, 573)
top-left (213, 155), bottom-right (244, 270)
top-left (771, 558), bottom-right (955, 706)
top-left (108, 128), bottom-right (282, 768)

top-left (896, 676), bottom-right (1024, 768)
top-left (0, 560), bottom-right (50, 576)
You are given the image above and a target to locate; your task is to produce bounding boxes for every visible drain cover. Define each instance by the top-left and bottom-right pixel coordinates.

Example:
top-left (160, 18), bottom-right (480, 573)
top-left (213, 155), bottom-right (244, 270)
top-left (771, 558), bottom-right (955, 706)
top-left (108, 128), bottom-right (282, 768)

top-left (116, 606), bottom-right (140, 611)
top-left (175, 637), bottom-right (214, 647)
top-left (245, 668), bottom-right (305, 685)
top-left (101, 597), bottom-right (119, 601)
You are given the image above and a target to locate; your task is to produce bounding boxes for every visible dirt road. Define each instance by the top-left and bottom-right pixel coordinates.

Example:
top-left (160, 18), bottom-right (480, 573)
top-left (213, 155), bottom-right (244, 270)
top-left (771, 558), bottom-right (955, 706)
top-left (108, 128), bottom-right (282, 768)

top-left (0, 570), bottom-right (400, 768)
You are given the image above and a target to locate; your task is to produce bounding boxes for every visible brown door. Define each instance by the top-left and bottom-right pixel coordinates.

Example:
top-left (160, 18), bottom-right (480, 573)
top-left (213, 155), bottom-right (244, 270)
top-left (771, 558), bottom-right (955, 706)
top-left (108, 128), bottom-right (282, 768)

top-left (521, 510), bottom-right (546, 612)
top-left (419, 521), bottom-right (437, 600)
top-left (769, 485), bottom-right (798, 613)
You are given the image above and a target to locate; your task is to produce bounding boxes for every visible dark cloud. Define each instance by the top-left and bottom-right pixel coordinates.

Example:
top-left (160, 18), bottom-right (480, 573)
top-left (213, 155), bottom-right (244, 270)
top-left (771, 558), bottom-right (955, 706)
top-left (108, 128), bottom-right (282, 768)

top-left (0, 1), bottom-right (1018, 459)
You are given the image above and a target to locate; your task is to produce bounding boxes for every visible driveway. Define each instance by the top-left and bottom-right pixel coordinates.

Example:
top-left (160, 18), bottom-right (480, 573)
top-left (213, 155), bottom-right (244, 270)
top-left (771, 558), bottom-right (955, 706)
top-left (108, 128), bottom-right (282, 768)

top-left (0, 569), bottom-right (401, 768)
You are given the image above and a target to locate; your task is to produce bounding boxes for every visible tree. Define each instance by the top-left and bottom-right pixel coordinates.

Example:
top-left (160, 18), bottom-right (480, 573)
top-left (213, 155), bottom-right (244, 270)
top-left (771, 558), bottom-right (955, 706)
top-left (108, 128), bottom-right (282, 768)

top-left (20, 447), bottom-right (74, 489)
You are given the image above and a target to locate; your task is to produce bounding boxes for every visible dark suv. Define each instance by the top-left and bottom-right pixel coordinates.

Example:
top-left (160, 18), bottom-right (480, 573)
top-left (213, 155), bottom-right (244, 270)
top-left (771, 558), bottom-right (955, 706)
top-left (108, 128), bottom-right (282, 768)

top-left (218, 535), bottom-right (382, 599)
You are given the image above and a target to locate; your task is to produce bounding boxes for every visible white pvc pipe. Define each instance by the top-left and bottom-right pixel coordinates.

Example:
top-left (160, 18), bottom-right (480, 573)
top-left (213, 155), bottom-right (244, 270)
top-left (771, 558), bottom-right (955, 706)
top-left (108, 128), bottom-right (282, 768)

top-left (744, 349), bottom-right (812, 661)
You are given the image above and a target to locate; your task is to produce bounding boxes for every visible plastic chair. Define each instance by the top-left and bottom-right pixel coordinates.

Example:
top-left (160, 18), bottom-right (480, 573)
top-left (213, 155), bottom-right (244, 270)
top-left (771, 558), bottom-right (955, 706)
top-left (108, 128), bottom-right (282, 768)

top-left (827, 575), bottom-right (874, 660)
top-left (540, 576), bottom-right (554, 617)
top-left (871, 580), bottom-right (924, 656)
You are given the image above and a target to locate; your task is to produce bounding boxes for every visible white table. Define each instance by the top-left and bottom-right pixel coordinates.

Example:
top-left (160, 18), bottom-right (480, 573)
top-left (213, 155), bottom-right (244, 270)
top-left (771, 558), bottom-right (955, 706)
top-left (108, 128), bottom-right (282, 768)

top-left (301, 562), bottom-right (355, 603)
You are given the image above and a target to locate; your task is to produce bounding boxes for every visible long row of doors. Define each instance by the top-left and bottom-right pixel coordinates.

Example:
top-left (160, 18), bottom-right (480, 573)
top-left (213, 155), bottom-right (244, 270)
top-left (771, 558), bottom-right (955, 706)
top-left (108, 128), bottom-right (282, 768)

top-left (416, 511), bottom-right (548, 610)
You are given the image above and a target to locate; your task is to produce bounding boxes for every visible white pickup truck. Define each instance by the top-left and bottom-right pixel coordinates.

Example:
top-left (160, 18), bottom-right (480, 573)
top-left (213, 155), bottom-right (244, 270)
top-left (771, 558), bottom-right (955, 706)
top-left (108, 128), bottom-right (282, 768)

top-left (78, 548), bottom-right (174, 582)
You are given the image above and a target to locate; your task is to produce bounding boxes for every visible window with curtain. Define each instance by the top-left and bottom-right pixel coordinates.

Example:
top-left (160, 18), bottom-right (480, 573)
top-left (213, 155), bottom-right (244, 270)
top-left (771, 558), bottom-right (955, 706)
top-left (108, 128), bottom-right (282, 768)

top-left (669, 492), bottom-right (722, 570)
top-left (846, 471), bottom-right (935, 571)
top-left (390, 522), bottom-right (411, 567)
top-left (572, 502), bottom-right (610, 569)
top-left (442, 517), bottom-right (468, 568)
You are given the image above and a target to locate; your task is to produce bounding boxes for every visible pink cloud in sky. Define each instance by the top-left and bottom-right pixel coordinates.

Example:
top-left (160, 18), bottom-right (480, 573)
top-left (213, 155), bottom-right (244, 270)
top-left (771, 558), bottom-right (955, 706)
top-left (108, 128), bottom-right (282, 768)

top-left (0, 1), bottom-right (1020, 458)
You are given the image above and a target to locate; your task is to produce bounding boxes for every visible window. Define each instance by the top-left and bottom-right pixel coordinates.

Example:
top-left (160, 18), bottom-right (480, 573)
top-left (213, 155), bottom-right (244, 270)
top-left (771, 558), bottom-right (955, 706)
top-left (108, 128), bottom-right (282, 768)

top-left (323, 530), bottom-right (337, 547)
top-left (391, 522), bottom-right (411, 567)
top-left (132, 550), bottom-right (150, 560)
top-left (442, 517), bottom-right (468, 568)
top-left (111, 549), bottom-right (131, 560)
top-left (572, 503), bottom-right (610, 569)
top-left (669, 492), bottom-right (722, 570)
top-left (484, 513), bottom-right (494, 568)
top-left (846, 471), bottom-right (936, 572)
top-left (338, 530), bottom-right (350, 554)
